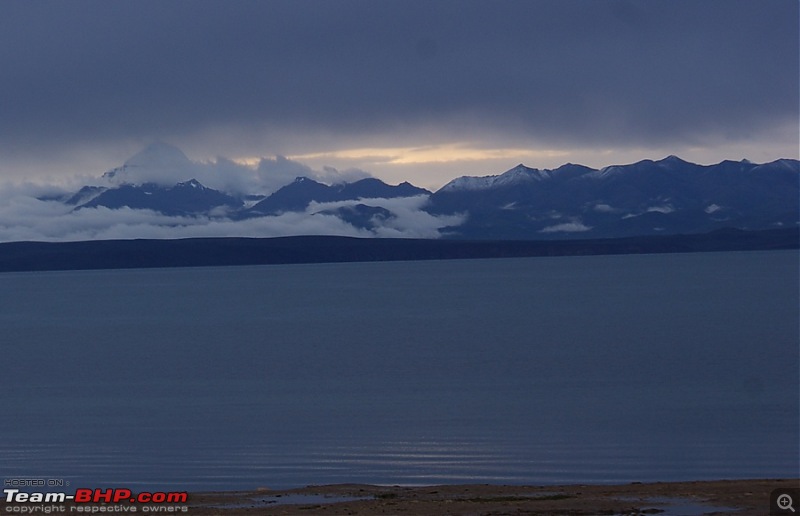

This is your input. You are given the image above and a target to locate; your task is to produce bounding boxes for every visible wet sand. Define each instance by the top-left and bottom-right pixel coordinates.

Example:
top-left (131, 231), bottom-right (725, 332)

top-left (185, 478), bottom-right (798, 515)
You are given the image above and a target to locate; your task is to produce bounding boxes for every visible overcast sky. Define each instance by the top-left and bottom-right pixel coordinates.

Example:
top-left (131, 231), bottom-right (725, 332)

top-left (1, 0), bottom-right (797, 190)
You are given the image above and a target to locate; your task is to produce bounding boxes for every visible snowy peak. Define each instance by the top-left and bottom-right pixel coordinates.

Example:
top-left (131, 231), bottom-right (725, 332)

top-left (124, 142), bottom-right (191, 168)
top-left (439, 174), bottom-right (498, 192)
top-left (440, 164), bottom-right (555, 192)
top-left (103, 142), bottom-right (195, 186)
top-left (176, 178), bottom-right (206, 190)
top-left (588, 156), bottom-right (699, 180)
top-left (500, 164), bottom-right (552, 182)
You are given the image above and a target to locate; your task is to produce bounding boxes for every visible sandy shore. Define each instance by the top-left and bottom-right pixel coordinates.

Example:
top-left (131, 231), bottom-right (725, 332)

top-left (184, 478), bottom-right (798, 515)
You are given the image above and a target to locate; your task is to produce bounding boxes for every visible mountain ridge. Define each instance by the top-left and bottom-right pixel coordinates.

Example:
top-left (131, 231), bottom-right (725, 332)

top-left (48, 145), bottom-right (800, 240)
top-left (429, 156), bottom-right (798, 239)
top-left (246, 176), bottom-right (430, 216)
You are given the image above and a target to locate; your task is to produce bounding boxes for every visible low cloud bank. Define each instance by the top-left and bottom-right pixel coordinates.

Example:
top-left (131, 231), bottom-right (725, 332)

top-left (0, 184), bottom-right (465, 242)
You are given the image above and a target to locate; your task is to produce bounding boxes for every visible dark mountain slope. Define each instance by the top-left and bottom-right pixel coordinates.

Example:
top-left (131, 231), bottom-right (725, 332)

top-left (247, 177), bottom-right (429, 216)
top-left (77, 179), bottom-right (243, 216)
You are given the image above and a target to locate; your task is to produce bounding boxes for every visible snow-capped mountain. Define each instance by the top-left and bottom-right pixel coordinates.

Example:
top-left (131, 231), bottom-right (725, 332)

top-left (103, 142), bottom-right (196, 186)
top-left (246, 176), bottom-right (430, 216)
top-left (75, 179), bottom-right (243, 216)
top-left (58, 144), bottom-right (432, 230)
top-left (428, 156), bottom-right (799, 239)
top-left (438, 163), bottom-right (590, 191)
top-left (53, 144), bottom-right (799, 240)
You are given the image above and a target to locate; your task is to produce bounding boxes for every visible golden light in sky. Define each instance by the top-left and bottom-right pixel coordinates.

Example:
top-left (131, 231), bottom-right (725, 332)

top-left (290, 143), bottom-right (571, 166)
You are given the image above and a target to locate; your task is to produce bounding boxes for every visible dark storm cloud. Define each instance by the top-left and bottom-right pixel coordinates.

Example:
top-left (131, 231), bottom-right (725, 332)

top-left (1, 0), bottom-right (797, 155)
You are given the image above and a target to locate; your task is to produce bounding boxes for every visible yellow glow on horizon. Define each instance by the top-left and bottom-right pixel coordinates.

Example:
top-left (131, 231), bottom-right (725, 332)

top-left (289, 143), bottom-right (570, 166)
top-left (229, 156), bottom-right (262, 167)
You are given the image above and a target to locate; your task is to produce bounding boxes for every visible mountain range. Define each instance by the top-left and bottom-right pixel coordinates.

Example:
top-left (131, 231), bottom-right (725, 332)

top-left (430, 156), bottom-right (799, 239)
top-left (51, 143), bottom-right (799, 240)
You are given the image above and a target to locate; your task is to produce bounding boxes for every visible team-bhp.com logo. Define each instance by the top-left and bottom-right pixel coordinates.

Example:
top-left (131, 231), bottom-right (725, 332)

top-left (4, 488), bottom-right (188, 513)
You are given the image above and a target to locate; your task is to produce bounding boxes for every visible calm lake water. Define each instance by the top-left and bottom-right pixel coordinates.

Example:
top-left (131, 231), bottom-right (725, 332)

top-left (1, 250), bottom-right (798, 490)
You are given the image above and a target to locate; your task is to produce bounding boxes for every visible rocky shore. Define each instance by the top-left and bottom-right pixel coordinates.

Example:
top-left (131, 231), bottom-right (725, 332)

top-left (185, 478), bottom-right (798, 515)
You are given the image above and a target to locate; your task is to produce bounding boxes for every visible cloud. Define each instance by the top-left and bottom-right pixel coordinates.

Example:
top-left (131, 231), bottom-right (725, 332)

top-left (308, 195), bottom-right (467, 239)
top-left (0, 1), bottom-right (795, 187)
top-left (539, 221), bottom-right (592, 233)
top-left (592, 203), bottom-right (618, 213)
top-left (0, 197), bottom-right (365, 242)
top-left (96, 144), bottom-right (372, 196)
top-left (0, 184), bottom-right (464, 243)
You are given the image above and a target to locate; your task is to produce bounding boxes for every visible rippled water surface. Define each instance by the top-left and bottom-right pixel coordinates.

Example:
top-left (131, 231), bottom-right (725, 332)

top-left (2, 251), bottom-right (798, 490)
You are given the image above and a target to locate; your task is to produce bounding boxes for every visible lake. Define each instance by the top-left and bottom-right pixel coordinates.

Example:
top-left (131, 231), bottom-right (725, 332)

top-left (1, 250), bottom-right (797, 490)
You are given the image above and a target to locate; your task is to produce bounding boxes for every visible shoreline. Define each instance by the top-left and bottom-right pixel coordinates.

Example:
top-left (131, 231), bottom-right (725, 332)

top-left (0, 227), bottom-right (796, 273)
top-left (183, 478), bottom-right (799, 515)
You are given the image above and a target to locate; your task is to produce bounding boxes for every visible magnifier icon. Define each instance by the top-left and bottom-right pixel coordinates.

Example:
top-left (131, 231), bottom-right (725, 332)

top-left (778, 493), bottom-right (796, 513)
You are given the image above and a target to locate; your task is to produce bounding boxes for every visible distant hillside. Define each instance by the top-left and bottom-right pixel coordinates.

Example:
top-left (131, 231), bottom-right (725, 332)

top-left (0, 228), bottom-right (795, 273)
